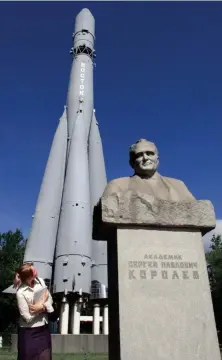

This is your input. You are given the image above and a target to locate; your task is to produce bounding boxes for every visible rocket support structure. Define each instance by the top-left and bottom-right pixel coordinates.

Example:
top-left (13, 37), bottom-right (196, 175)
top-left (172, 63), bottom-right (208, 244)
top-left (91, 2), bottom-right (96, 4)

top-left (10, 8), bottom-right (109, 333)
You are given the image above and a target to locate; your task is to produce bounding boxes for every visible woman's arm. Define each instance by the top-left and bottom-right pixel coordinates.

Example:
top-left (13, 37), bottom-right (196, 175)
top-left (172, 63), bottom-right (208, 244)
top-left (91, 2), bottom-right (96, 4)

top-left (16, 292), bottom-right (44, 324)
top-left (29, 289), bottom-right (49, 313)
top-left (34, 278), bottom-right (54, 313)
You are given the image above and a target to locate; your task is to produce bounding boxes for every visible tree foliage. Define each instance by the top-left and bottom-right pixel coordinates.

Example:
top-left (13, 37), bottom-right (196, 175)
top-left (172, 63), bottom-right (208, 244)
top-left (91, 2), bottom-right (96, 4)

top-left (0, 229), bottom-right (26, 334)
top-left (206, 234), bottom-right (222, 343)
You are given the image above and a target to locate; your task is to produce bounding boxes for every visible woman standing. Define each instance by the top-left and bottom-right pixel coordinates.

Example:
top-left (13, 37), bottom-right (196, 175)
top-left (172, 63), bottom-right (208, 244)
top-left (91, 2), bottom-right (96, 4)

top-left (15, 263), bottom-right (54, 360)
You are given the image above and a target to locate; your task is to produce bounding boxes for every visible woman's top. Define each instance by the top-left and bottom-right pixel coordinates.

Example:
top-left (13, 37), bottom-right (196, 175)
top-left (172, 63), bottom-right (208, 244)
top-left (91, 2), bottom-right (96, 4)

top-left (16, 277), bottom-right (53, 328)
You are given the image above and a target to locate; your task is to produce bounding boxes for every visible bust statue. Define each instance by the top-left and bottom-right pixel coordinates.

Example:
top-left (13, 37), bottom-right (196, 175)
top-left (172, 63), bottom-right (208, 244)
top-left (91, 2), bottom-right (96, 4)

top-left (103, 138), bottom-right (195, 201)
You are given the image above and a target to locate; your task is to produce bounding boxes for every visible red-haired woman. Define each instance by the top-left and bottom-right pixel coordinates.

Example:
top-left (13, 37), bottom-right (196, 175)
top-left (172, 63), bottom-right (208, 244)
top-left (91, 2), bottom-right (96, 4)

top-left (14, 263), bottom-right (53, 360)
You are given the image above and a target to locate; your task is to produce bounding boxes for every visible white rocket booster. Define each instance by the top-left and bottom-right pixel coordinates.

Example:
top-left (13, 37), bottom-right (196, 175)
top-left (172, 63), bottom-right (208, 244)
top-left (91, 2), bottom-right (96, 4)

top-left (23, 108), bottom-right (68, 282)
top-left (89, 110), bottom-right (108, 297)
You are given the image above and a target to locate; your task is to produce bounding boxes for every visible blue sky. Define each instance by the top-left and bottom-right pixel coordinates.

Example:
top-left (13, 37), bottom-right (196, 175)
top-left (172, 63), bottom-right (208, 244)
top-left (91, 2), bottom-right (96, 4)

top-left (0, 2), bottom-right (222, 237)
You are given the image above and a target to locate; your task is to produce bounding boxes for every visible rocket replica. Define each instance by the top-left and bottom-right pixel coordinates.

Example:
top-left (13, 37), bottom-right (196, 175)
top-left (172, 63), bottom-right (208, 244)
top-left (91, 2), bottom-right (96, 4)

top-left (6, 9), bottom-right (108, 334)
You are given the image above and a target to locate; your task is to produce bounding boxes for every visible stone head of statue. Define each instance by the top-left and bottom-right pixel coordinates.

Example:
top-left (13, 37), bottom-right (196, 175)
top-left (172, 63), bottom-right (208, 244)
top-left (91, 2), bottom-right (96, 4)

top-left (129, 139), bottom-right (159, 177)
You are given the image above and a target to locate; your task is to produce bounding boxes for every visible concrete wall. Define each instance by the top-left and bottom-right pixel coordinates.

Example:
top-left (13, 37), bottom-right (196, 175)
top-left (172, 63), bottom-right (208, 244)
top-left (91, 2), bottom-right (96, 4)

top-left (11, 334), bottom-right (108, 354)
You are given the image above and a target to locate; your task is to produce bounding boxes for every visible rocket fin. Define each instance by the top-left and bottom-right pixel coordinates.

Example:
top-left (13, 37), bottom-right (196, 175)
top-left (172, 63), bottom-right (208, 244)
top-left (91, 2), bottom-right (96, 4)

top-left (23, 107), bottom-right (68, 283)
top-left (88, 109), bottom-right (108, 299)
top-left (2, 285), bottom-right (17, 294)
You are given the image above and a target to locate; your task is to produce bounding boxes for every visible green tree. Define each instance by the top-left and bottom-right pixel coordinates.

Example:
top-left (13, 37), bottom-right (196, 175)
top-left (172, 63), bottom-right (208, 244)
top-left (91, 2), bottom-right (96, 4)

top-left (206, 235), bottom-right (222, 294)
top-left (206, 234), bottom-right (222, 344)
top-left (209, 234), bottom-right (222, 251)
top-left (0, 229), bottom-right (26, 335)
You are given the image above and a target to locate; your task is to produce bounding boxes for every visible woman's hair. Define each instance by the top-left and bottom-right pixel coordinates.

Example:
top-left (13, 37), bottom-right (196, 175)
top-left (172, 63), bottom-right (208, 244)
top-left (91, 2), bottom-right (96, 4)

top-left (13, 263), bottom-right (37, 287)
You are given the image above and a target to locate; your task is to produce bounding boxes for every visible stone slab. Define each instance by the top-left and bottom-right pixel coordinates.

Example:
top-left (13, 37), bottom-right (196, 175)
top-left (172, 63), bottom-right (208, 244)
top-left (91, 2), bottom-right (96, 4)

top-left (11, 334), bottom-right (108, 354)
top-left (101, 191), bottom-right (215, 231)
top-left (108, 227), bottom-right (220, 360)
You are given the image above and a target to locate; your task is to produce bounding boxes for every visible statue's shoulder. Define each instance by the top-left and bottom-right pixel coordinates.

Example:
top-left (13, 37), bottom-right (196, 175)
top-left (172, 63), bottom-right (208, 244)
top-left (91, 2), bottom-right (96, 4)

top-left (162, 175), bottom-right (185, 187)
top-left (162, 175), bottom-right (195, 200)
top-left (103, 177), bottom-right (131, 197)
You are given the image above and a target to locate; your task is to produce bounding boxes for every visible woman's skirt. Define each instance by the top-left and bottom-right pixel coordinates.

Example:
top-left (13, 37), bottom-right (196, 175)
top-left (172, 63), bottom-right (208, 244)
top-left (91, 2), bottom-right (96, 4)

top-left (17, 324), bottom-right (52, 360)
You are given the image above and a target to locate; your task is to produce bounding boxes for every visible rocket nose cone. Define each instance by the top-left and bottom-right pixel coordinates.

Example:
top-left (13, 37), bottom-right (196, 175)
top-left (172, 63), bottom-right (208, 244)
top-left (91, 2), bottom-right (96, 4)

top-left (74, 8), bottom-right (95, 37)
top-left (78, 8), bottom-right (93, 18)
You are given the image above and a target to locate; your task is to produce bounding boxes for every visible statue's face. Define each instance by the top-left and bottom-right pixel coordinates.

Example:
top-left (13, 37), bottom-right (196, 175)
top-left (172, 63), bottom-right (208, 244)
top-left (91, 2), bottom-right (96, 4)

top-left (133, 142), bottom-right (159, 176)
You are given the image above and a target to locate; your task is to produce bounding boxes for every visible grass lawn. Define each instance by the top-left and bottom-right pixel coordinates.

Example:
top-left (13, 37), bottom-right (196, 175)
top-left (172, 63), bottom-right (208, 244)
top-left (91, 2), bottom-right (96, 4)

top-left (0, 350), bottom-right (108, 360)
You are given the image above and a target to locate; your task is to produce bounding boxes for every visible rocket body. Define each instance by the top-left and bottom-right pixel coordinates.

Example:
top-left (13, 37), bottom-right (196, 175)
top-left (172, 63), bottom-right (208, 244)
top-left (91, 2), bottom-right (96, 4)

top-left (53, 9), bottom-right (103, 296)
top-left (67, 8), bottom-right (95, 137)
top-left (8, 8), bottom-right (108, 304)
top-left (53, 108), bottom-right (93, 294)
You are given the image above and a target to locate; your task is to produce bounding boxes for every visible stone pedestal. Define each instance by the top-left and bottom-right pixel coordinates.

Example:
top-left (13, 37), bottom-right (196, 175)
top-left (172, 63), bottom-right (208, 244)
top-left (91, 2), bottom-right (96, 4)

top-left (94, 193), bottom-right (220, 360)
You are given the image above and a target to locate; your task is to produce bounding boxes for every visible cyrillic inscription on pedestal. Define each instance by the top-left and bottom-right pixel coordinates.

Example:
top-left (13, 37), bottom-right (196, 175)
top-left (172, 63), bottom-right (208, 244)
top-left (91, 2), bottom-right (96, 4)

top-left (128, 253), bottom-right (200, 281)
top-left (116, 228), bottom-right (221, 360)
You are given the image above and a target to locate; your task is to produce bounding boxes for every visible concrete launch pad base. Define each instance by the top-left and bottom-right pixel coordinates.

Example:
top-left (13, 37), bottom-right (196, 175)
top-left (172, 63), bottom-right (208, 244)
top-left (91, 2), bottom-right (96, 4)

top-left (11, 334), bottom-right (108, 354)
